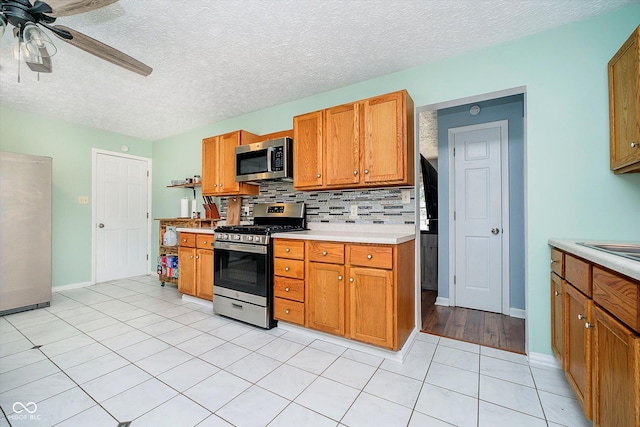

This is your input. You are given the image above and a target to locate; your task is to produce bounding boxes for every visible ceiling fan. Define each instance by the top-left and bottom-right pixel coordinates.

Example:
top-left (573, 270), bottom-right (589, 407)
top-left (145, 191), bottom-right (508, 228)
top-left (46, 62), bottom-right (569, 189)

top-left (0, 0), bottom-right (152, 76)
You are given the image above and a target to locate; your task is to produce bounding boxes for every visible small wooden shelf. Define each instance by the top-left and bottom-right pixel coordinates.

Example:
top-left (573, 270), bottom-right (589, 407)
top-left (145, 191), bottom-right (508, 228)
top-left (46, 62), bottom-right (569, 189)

top-left (167, 182), bottom-right (202, 189)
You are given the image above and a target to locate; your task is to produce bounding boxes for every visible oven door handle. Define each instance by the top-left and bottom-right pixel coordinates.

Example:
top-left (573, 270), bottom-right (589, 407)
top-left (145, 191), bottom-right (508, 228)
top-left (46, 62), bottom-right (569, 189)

top-left (214, 241), bottom-right (268, 254)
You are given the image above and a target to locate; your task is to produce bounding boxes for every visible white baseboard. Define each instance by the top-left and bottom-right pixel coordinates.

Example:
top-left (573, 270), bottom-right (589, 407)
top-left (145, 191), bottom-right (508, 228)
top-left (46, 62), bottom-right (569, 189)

top-left (52, 281), bottom-right (93, 292)
top-left (528, 352), bottom-right (561, 370)
top-left (435, 297), bottom-right (449, 306)
top-left (181, 294), bottom-right (213, 310)
top-left (277, 322), bottom-right (417, 362)
top-left (509, 308), bottom-right (526, 319)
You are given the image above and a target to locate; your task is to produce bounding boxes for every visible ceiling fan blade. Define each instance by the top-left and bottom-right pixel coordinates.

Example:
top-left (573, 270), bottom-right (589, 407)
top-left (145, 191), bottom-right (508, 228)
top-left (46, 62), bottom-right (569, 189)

top-left (51, 25), bottom-right (152, 76)
top-left (44, 0), bottom-right (119, 18)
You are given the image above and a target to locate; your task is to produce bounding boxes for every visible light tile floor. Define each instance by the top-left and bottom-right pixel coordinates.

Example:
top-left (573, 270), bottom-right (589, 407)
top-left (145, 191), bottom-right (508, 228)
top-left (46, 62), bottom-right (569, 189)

top-left (0, 276), bottom-right (590, 427)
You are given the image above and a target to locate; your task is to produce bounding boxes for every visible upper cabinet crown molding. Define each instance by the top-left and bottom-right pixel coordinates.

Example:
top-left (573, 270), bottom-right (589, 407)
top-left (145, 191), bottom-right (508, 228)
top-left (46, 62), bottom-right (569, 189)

top-left (293, 90), bottom-right (415, 191)
top-left (608, 25), bottom-right (640, 174)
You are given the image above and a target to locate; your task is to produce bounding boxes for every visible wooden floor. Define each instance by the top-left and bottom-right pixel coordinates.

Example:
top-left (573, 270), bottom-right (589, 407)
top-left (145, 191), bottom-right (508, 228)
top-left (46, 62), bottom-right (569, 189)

top-left (421, 290), bottom-right (526, 354)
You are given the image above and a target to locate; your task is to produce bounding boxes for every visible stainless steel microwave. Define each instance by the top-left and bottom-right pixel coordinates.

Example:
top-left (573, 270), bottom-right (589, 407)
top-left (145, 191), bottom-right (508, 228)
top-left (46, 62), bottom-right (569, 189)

top-left (235, 137), bottom-right (292, 182)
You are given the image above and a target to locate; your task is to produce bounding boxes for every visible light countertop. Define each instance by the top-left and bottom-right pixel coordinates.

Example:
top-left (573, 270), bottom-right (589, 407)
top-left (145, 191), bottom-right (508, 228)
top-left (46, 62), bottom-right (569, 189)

top-left (176, 227), bottom-right (216, 235)
top-left (549, 239), bottom-right (640, 281)
top-left (272, 223), bottom-right (416, 245)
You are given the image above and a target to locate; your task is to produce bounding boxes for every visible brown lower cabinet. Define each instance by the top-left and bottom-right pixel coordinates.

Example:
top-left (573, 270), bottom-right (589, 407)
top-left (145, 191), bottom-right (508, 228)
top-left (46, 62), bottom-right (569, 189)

top-left (592, 305), bottom-right (640, 427)
top-left (550, 246), bottom-right (640, 426)
top-left (178, 233), bottom-right (214, 301)
top-left (285, 239), bottom-right (415, 351)
top-left (564, 282), bottom-right (592, 419)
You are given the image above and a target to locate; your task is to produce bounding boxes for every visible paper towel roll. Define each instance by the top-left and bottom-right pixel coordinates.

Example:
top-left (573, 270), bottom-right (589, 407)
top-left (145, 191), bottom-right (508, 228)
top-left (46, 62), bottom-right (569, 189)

top-left (191, 198), bottom-right (197, 217)
top-left (180, 197), bottom-right (189, 218)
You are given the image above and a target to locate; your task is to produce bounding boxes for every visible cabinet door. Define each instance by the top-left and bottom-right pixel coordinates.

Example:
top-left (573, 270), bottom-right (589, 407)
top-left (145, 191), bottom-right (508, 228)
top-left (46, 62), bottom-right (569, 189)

top-left (551, 273), bottom-right (564, 363)
top-left (363, 91), bottom-right (407, 184)
top-left (219, 131), bottom-right (241, 194)
top-left (325, 103), bottom-right (360, 187)
top-left (608, 26), bottom-right (640, 173)
top-left (178, 246), bottom-right (196, 296)
top-left (592, 305), bottom-right (640, 427)
top-left (306, 262), bottom-right (345, 336)
top-left (202, 136), bottom-right (219, 196)
top-left (293, 111), bottom-right (324, 189)
top-left (196, 249), bottom-right (213, 301)
top-left (564, 283), bottom-right (592, 419)
top-left (348, 266), bottom-right (394, 349)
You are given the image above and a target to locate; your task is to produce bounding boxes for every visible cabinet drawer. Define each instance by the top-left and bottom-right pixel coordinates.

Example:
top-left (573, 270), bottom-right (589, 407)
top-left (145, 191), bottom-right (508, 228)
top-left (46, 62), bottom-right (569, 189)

top-left (274, 258), bottom-right (304, 279)
top-left (593, 267), bottom-right (639, 333)
top-left (274, 298), bottom-right (304, 325)
top-left (565, 254), bottom-right (591, 297)
top-left (274, 276), bottom-right (304, 302)
top-left (274, 240), bottom-right (305, 260)
top-left (179, 232), bottom-right (196, 247)
top-left (308, 242), bottom-right (344, 264)
top-left (349, 245), bottom-right (393, 269)
top-left (551, 248), bottom-right (564, 277)
top-left (196, 234), bottom-right (214, 249)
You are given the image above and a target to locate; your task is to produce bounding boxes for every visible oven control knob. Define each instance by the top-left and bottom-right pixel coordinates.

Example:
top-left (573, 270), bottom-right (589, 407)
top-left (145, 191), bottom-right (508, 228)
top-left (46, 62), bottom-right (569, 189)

top-left (234, 234), bottom-right (241, 240)
top-left (223, 234), bottom-right (229, 240)
top-left (247, 235), bottom-right (253, 241)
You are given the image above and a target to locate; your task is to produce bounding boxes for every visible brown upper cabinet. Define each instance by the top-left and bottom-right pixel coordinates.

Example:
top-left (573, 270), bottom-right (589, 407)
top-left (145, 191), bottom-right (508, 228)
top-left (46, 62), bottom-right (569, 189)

top-left (293, 90), bottom-right (414, 190)
top-left (608, 25), bottom-right (640, 174)
top-left (202, 131), bottom-right (260, 196)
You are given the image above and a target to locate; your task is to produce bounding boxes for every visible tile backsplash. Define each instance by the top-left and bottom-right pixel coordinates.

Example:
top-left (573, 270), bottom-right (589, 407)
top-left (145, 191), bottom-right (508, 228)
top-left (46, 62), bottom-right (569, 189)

top-left (218, 181), bottom-right (415, 225)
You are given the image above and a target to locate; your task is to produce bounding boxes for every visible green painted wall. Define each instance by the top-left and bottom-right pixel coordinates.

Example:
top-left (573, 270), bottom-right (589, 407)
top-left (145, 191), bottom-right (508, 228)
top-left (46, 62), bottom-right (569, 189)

top-left (154, 6), bottom-right (640, 356)
top-left (0, 107), bottom-right (151, 287)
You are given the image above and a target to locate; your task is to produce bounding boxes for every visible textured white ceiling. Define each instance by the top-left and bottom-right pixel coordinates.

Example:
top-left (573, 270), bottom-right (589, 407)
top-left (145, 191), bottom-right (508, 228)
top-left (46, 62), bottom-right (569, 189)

top-left (0, 0), bottom-right (636, 141)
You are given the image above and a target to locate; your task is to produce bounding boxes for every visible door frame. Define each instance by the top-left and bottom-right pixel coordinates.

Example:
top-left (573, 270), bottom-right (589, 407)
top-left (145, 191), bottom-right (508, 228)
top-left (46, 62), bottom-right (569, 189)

top-left (91, 148), bottom-right (153, 284)
top-left (448, 120), bottom-right (510, 314)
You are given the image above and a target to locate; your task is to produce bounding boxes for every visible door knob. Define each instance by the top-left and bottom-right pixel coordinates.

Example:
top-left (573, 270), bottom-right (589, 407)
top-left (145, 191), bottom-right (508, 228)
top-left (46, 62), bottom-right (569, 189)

top-left (98, 223), bottom-right (105, 228)
top-left (491, 228), bottom-right (500, 235)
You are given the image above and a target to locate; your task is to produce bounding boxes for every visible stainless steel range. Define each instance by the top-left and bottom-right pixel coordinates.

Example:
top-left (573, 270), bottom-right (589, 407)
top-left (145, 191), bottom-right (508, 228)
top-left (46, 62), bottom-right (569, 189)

top-left (213, 202), bottom-right (306, 329)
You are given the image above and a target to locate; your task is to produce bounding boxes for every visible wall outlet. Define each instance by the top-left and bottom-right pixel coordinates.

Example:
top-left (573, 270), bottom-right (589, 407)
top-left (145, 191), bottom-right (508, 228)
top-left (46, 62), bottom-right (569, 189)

top-left (78, 196), bottom-right (89, 205)
top-left (401, 189), bottom-right (411, 204)
top-left (350, 205), bottom-right (358, 218)
top-left (243, 206), bottom-right (250, 216)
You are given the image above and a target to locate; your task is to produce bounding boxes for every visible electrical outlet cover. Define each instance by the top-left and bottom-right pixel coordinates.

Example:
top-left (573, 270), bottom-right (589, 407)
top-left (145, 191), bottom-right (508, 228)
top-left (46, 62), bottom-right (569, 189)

top-left (350, 205), bottom-right (358, 217)
top-left (401, 189), bottom-right (410, 204)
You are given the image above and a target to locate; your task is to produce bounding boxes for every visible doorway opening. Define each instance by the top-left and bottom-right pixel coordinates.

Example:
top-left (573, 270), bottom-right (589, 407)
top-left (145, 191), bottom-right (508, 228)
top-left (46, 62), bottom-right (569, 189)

top-left (416, 90), bottom-right (526, 354)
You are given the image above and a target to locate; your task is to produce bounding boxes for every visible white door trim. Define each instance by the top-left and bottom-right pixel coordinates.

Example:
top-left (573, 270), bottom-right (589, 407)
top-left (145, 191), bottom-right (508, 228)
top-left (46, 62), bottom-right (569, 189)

top-left (448, 120), bottom-right (510, 315)
top-left (91, 149), bottom-right (153, 285)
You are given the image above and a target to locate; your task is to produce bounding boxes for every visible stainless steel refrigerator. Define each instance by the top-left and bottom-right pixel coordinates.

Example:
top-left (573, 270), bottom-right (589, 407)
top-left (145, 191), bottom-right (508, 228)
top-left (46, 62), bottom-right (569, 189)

top-left (0, 151), bottom-right (52, 316)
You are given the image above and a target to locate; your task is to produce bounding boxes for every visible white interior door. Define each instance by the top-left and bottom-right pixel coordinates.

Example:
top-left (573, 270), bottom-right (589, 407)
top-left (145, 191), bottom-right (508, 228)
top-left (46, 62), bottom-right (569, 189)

top-left (451, 121), bottom-right (508, 313)
top-left (95, 152), bottom-right (150, 282)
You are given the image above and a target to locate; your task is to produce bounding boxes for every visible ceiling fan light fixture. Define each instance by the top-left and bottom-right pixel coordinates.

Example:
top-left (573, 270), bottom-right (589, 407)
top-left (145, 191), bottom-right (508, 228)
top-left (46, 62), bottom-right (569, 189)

top-left (23, 22), bottom-right (56, 57)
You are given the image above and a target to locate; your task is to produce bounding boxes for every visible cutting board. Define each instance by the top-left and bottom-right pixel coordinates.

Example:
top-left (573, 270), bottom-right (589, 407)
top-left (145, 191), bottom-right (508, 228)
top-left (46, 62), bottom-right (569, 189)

top-left (226, 197), bottom-right (242, 225)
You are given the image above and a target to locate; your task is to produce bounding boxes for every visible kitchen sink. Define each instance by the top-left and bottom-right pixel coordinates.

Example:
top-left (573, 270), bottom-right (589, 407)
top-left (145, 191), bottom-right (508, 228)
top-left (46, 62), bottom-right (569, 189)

top-left (577, 242), bottom-right (640, 262)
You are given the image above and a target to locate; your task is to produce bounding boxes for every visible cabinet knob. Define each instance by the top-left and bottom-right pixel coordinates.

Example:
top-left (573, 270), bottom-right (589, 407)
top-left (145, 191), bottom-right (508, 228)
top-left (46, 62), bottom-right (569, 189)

top-left (219, 183), bottom-right (223, 187)
top-left (190, 255), bottom-right (194, 259)
top-left (554, 290), bottom-right (560, 296)
top-left (285, 309), bottom-right (290, 314)
top-left (585, 322), bottom-right (592, 329)
top-left (285, 287), bottom-right (290, 292)
top-left (364, 169), bottom-right (369, 174)
top-left (195, 255), bottom-right (199, 259)
top-left (367, 254), bottom-right (372, 260)
top-left (285, 267), bottom-right (289, 272)
top-left (183, 239), bottom-right (187, 242)
top-left (353, 170), bottom-right (358, 176)
top-left (214, 184), bottom-right (217, 187)
top-left (577, 314), bottom-right (584, 320)
top-left (322, 251), bottom-right (327, 256)
top-left (317, 173), bottom-right (321, 178)
top-left (203, 241), bottom-right (207, 244)
top-left (350, 277), bottom-right (354, 282)
top-left (285, 248), bottom-right (290, 252)
top-left (338, 275), bottom-right (343, 280)
top-left (631, 141), bottom-right (638, 148)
